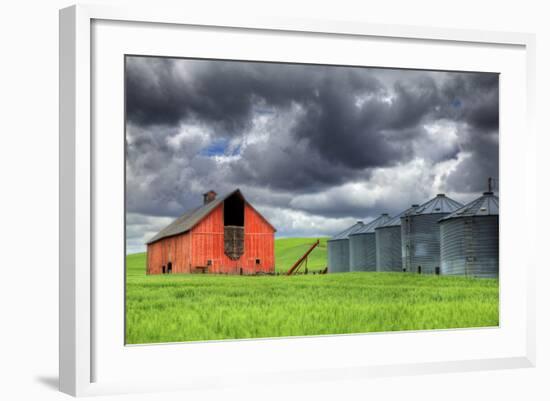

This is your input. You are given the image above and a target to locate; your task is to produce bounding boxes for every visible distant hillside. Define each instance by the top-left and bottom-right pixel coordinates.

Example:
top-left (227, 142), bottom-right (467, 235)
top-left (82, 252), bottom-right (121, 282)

top-left (274, 237), bottom-right (328, 273)
top-left (127, 237), bottom-right (329, 274)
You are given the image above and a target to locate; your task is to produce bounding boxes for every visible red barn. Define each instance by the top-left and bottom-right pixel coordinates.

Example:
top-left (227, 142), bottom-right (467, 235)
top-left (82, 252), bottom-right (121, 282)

top-left (146, 189), bottom-right (276, 275)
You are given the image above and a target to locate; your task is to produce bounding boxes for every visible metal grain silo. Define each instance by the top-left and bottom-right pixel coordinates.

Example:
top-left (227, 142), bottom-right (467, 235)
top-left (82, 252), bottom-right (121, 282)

top-left (349, 214), bottom-right (392, 272)
top-left (439, 192), bottom-right (499, 278)
top-left (401, 194), bottom-right (463, 274)
top-left (375, 205), bottom-right (419, 272)
top-left (327, 221), bottom-right (365, 273)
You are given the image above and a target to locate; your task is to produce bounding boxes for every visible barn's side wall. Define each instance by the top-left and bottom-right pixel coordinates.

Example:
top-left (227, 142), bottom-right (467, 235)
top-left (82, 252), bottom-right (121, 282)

top-left (147, 233), bottom-right (191, 274)
top-left (147, 202), bottom-right (275, 275)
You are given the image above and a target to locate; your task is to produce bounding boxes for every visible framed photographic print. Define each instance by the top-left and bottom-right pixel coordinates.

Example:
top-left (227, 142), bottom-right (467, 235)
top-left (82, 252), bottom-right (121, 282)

top-left (59, 4), bottom-right (536, 397)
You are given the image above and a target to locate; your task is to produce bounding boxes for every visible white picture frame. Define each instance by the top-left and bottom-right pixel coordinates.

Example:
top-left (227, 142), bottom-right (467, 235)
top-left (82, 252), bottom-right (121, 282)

top-left (59, 4), bottom-right (536, 397)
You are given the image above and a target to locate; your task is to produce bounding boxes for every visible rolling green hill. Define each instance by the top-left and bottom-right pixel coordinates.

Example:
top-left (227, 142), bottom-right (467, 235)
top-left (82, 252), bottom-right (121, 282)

top-left (274, 237), bottom-right (328, 273)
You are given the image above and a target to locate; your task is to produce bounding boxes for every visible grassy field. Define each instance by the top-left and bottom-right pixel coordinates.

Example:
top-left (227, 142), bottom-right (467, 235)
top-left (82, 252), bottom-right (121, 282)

top-left (126, 247), bottom-right (499, 344)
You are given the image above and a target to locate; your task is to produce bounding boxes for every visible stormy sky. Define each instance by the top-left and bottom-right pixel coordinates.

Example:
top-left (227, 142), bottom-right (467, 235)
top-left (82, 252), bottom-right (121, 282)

top-left (125, 56), bottom-right (499, 254)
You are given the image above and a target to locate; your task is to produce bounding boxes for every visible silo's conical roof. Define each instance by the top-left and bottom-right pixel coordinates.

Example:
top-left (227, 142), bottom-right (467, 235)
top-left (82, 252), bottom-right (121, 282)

top-left (409, 193), bottom-right (463, 215)
top-left (351, 214), bottom-right (392, 235)
top-left (439, 192), bottom-right (499, 221)
top-left (377, 204), bottom-right (420, 228)
top-left (329, 221), bottom-right (365, 240)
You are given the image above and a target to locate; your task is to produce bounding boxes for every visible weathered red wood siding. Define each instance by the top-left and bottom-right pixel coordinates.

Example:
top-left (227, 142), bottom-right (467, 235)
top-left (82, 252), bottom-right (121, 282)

top-left (147, 232), bottom-right (191, 274)
top-left (146, 202), bottom-right (275, 275)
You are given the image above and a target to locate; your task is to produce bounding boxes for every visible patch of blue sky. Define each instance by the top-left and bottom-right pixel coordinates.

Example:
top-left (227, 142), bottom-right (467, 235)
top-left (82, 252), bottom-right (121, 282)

top-left (199, 138), bottom-right (243, 158)
top-left (451, 98), bottom-right (462, 108)
top-left (199, 138), bottom-right (230, 157)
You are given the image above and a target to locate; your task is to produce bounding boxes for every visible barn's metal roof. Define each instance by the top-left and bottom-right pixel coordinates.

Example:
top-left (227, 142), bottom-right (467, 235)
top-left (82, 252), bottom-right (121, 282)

top-left (350, 214), bottom-right (392, 235)
top-left (409, 194), bottom-right (463, 216)
top-left (328, 221), bottom-right (365, 241)
top-left (439, 192), bottom-right (499, 221)
top-left (377, 205), bottom-right (419, 228)
top-left (146, 189), bottom-right (273, 245)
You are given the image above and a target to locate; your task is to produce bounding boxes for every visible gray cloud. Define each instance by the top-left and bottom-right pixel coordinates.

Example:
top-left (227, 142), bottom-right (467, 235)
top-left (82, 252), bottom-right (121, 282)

top-left (125, 56), bottom-right (499, 252)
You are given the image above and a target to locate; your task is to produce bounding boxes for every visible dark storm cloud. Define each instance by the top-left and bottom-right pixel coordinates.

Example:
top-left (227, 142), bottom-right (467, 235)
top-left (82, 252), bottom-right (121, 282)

top-left (446, 127), bottom-right (499, 193)
top-left (125, 56), bottom-right (499, 250)
top-left (439, 73), bottom-right (499, 193)
top-left (126, 58), bottom-right (447, 176)
top-left (440, 73), bottom-right (499, 130)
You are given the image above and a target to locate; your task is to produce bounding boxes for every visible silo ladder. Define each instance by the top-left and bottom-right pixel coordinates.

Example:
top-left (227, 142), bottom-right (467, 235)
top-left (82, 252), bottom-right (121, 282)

top-left (464, 217), bottom-right (475, 276)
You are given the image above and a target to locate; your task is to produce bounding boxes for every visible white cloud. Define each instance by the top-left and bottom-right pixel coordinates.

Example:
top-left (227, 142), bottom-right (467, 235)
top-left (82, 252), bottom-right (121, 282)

top-left (166, 122), bottom-right (211, 151)
top-left (289, 155), bottom-right (468, 216)
top-left (259, 205), bottom-right (360, 238)
top-left (126, 213), bottom-right (175, 254)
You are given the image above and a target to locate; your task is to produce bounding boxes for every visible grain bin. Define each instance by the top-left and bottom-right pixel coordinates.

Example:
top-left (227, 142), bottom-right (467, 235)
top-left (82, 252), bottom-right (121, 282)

top-left (375, 205), bottom-right (419, 272)
top-left (401, 194), bottom-right (463, 274)
top-left (349, 214), bottom-right (392, 272)
top-left (327, 221), bottom-right (365, 273)
top-left (439, 192), bottom-right (499, 278)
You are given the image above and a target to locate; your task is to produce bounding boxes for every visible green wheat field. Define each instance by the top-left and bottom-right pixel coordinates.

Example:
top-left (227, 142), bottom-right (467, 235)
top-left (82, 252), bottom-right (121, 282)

top-left (125, 237), bottom-right (499, 344)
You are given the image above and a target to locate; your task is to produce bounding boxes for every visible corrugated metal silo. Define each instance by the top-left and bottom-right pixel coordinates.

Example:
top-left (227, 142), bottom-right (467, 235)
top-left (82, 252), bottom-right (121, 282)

top-left (349, 214), bottom-right (392, 272)
top-left (375, 205), bottom-right (419, 272)
top-left (327, 221), bottom-right (365, 273)
top-left (401, 194), bottom-right (463, 274)
top-left (439, 192), bottom-right (499, 278)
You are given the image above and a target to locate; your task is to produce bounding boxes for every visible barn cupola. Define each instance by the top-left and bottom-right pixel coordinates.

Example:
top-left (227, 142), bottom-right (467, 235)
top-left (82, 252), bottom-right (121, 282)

top-left (203, 190), bottom-right (217, 204)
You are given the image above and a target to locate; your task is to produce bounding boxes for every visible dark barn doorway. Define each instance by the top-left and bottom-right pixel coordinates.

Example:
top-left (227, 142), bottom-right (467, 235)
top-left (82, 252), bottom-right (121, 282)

top-left (224, 192), bottom-right (244, 227)
top-left (224, 192), bottom-right (245, 260)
